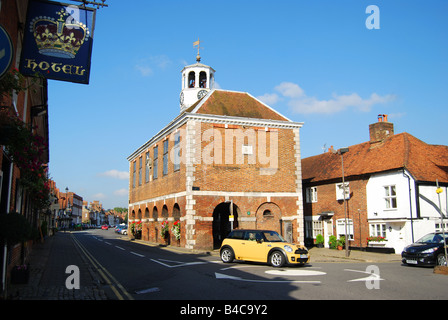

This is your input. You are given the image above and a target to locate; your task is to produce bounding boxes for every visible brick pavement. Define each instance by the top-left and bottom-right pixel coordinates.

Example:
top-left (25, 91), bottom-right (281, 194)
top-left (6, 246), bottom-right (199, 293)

top-left (7, 232), bottom-right (108, 300)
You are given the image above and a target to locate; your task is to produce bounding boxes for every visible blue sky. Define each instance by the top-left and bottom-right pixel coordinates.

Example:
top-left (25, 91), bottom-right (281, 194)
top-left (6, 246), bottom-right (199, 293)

top-left (47, 0), bottom-right (448, 210)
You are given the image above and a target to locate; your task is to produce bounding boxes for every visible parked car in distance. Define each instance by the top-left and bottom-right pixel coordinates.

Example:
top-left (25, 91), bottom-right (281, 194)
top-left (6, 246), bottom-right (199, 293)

top-left (220, 229), bottom-right (309, 268)
top-left (115, 224), bottom-right (127, 235)
top-left (101, 225), bottom-right (109, 230)
top-left (401, 232), bottom-right (448, 267)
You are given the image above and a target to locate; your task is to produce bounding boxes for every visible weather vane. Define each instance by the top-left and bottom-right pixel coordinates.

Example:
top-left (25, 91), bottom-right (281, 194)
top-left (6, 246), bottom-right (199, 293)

top-left (193, 37), bottom-right (203, 62)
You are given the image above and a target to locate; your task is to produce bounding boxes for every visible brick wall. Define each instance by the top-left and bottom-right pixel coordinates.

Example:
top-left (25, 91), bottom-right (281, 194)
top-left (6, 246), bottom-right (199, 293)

top-left (129, 118), bottom-right (303, 250)
top-left (303, 176), bottom-right (370, 247)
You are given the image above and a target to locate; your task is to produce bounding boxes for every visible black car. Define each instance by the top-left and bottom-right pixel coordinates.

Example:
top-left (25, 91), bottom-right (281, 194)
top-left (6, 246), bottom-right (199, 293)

top-left (401, 232), bottom-right (448, 267)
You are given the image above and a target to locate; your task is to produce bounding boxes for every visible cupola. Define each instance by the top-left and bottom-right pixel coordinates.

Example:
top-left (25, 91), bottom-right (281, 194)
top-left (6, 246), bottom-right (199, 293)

top-left (179, 39), bottom-right (216, 112)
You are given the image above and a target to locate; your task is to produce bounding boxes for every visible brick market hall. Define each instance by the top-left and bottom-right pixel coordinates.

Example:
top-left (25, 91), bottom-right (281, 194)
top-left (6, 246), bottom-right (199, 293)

top-left (127, 47), bottom-right (305, 251)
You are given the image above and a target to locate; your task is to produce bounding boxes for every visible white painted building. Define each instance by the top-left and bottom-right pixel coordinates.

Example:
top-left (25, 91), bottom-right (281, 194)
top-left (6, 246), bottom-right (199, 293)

top-left (302, 115), bottom-right (448, 253)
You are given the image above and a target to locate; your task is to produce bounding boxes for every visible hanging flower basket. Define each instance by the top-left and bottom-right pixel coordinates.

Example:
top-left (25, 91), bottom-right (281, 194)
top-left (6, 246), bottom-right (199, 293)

top-left (172, 220), bottom-right (181, 241)
top-left (0, 107), bottom-right (50, 211)
top-left (130, 221), bottom-right (142, 239)
top-left (161, 220), bottom-right (169, 239)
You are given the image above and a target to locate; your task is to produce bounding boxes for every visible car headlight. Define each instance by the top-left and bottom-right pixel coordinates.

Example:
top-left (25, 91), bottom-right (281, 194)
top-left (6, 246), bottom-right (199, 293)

top-left (284, 245), bottom-right (293, 253)
top-left (421, 247), bottom-right (438, 254)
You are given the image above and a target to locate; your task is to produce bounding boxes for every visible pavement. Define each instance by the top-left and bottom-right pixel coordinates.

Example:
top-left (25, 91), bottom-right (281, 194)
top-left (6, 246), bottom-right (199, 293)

top-left (4, 231), bottom-right (402, 300)
top-left (6, 231), bottom-right (107, 300)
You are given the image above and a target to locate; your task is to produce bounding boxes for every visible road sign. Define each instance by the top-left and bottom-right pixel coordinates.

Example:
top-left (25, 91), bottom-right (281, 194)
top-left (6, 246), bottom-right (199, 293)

top-left (0, 25), bottom-right (13, 79)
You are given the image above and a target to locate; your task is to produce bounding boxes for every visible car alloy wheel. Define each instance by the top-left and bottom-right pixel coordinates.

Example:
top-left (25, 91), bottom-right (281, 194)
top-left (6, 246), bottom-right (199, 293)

top-left (221, 248), bottom-right (234, 263)
top-left (270, 251), bottom-right (285, 268)
top-left (437, 254), bottom-right (447, 266)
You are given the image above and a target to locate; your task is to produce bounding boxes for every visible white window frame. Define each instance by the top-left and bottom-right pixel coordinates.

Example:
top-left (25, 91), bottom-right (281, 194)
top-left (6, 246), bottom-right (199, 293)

top-left (306, 187), bottom-right (318, 203)
top-left (336, 218), bottom-right (354, 240)
top-left (370, 223), bottom-right (387, 238)
top-left (384, 185), bottom-right (397, 209)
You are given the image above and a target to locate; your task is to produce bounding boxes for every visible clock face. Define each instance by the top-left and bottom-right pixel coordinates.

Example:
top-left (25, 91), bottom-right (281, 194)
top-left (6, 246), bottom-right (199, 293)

top-left (197, 89), bottom-right (208, 99)
top-left (180, 92), bottom-right (184, 105)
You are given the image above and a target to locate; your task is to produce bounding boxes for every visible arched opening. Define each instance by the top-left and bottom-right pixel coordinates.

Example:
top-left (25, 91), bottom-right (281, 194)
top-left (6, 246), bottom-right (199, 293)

top-left (131, 210), bottom-right (135, 220)
top-left (137, 209), bottom-right (142, 221)
top-left (188, 71), bottom-right (195, 88)
top-left (173, 204), bottom-right (181, 221)
top-left (212, 202), bottom-right (239, 249)
top-left (162, 205), bottom-right (169, 219)
top-left (199, 71), bottom-right (207, 88)
top-left (152, 206), bottom-right (158, 242)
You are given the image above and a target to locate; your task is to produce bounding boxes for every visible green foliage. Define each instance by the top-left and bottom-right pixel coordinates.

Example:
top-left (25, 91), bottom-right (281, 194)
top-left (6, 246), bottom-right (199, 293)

top-left (328, 235), bottom-right (338, 249)
top-left (0, 213), bottom-right (33, 246)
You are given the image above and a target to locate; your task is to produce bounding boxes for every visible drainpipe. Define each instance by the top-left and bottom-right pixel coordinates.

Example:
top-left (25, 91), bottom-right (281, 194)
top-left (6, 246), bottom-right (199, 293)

top-left (403, 169), bottom-right (414, 243)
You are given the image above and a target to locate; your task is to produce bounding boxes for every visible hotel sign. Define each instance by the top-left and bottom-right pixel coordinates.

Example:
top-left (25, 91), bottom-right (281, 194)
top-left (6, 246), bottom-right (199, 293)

top-left (19, 0), bottom-right (96, 84)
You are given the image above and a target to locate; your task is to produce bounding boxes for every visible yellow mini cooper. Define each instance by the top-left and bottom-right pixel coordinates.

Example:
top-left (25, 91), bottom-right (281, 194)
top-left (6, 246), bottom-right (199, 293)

top-left (220, 229), bottom-right (310, 267)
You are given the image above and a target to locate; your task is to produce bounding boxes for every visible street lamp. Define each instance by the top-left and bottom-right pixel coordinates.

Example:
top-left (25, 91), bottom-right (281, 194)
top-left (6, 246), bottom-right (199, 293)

top-left (333, 147), bottom-right (350, 257)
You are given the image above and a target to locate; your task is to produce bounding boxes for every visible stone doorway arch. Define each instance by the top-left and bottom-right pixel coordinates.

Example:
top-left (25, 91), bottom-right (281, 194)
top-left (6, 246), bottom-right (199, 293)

top-left (212, 202), bottom-right (240, 249)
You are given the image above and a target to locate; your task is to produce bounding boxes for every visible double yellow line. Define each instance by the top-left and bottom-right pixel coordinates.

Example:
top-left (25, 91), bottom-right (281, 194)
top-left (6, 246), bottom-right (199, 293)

top-left (71, 234), bottom-right (134, 300)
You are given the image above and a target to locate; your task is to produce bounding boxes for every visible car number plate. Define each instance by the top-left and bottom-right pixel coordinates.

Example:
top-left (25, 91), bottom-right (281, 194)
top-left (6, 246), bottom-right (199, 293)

top-left (300, 254), bottom-right (308, 259)
top-left (406, 259), bottom-right (417, 264)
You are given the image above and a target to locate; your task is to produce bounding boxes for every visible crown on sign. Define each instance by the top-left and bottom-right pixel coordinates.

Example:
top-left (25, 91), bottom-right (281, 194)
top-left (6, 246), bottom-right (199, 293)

top-left (30, 8), bottom-right (90, 59)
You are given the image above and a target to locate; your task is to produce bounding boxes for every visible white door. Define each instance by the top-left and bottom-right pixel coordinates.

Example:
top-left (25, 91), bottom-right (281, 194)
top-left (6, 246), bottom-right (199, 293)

top-left (324, 219), bottom-right (333, 248)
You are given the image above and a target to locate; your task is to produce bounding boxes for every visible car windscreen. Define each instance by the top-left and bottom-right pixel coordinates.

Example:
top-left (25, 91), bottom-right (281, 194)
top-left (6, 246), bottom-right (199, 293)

top-left (416, 233), bottom-right (447, 244)
top-left (263, 231), bottom-right (285, 242)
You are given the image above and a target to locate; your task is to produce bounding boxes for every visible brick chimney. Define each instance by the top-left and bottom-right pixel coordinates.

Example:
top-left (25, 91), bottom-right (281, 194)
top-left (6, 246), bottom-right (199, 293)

top-left (369, 114), bottom-right (394, 143)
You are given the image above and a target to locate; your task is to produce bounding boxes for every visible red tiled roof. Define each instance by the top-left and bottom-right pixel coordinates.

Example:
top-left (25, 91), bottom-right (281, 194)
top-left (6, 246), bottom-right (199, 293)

top-left (188, 89), bottom-right (290, 121)
top-left (302, 132), bottom-right (448, 183)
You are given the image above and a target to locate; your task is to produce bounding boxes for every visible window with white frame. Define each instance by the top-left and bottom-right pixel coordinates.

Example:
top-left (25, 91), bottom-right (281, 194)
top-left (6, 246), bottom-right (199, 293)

top-left (305, 217), bottom-right (323, 239)
top-left (138, 157), bottom-right (142, 186)
top-left (336, 182), bottom-right (350, 200)
top-left (173, 132), bottom-right (181, 172)
top-left (384, 185), bottom-right (397, 209)
top-left (336, 219), bottom-right (353, 240)
top-left (435, 222), bottom-right (448, 233)
top-left (370, 223), bottom-right (386, 238)
top-left (145, 151), bottom-right (150, 183)
top-left (132, 161), bottom-right (136, 188)
top-left (305, 187), bottom-right (318, 203)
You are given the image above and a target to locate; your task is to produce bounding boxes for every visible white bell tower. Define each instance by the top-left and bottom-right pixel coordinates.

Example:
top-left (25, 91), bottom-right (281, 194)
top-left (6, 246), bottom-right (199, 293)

top-left (179, 39), bottom-right (215, 112)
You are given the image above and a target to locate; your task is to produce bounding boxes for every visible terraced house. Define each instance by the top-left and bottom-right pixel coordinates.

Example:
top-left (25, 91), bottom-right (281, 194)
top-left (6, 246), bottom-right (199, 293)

top-left (127, 55), bottom-right (305, 251)
top-left (302, 115), bottom-right (448, 254)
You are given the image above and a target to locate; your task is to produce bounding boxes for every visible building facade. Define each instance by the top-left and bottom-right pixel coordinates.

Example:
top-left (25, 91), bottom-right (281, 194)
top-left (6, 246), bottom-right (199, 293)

top-left (302, 115), bottom-right (448, 253)
top-left (0, 0), bottom-right (50, 294)
top-left (128, 57), bottom-right (305, 251)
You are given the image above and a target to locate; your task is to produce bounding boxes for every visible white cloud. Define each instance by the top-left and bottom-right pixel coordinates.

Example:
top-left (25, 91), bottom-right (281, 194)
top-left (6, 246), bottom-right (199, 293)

top-left (135, 55), bottom-right (172, 77)
top-left (114, 188), bottom-right (128, 196)
top-left (98, 169), bottom-right (129, 180)
top-left (135, 64), bottom-right (153, 77)
top-left (257, 93), bottom-right (280, 105)
top-left (275, 82), bottom-right (304, 98)
top-left (92, 193), bottom-right (106, 199)
top-left (260, 82), bottom-right (396, 114)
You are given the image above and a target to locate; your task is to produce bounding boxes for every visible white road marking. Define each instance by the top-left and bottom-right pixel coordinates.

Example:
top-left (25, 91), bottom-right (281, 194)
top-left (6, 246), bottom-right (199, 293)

top-left (265, 269), bottom-right (326, 276)
top-left (215, 272), bottom-right (321, 284)
top-left (131, 251), bottom-right (145, 257)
